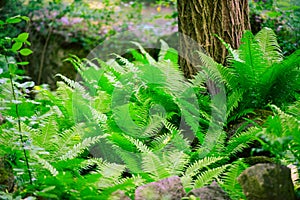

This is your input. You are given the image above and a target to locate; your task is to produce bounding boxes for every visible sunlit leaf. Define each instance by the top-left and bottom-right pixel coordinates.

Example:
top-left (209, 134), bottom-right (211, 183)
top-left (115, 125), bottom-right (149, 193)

top-left (19, 48), bottom-right (33, 56)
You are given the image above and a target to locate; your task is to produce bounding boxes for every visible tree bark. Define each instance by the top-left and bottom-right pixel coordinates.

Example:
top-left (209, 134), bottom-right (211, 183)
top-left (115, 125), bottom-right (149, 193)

top-left (178, 0), bottom-right (251, 78)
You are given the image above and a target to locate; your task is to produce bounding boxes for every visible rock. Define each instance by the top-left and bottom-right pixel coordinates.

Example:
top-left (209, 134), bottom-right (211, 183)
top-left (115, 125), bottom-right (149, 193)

top-left (135, 176), bottom-right (185, 200)
top-left (109, 190), bottom-right (130, 200)
top-left (0, 113), bottom-right (6, 125)
top-left (244, 156), bottom-right (274, 166)
top-left (238, 163), bottom-right (296, 200)
top-left (187, 181), bottom-right (231, 200)
top-left (0, 157), bottom-right (14, 192)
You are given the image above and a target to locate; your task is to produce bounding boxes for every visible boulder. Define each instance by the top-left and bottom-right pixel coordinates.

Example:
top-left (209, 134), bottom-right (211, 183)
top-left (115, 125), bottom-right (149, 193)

top-left (0, 113), bottom-right (6, 125)
top-left (187, 181), bottom-right (231, 200)
top-left (238, 163), bottom-right (295, 200)
top-left (135, 176), bottom-right (185, 200)
top-left (109, 190), bottom-right (130, 200)
top-left (0, 157), bottom-right (14, 192)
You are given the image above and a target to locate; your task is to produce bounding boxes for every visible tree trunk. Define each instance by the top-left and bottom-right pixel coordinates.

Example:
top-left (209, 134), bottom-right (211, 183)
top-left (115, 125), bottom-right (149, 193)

top-left (178, 0), bottom-right (251, 78)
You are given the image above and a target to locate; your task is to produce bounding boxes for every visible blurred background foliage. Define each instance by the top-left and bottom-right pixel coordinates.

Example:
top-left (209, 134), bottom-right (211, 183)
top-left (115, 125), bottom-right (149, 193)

top-left (0, 0), bottom-right (298, 87)
top-left (249, 0), bottom-right (300, 55)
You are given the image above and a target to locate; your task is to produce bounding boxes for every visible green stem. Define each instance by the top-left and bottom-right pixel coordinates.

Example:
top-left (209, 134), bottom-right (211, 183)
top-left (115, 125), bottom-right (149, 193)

top-left (6, 57), bottom-right (33, 185)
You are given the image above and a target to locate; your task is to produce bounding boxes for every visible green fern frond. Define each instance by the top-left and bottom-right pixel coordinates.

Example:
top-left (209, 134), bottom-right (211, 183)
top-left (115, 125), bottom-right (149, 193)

top-left (227, 108), bottom-right (255, 125)
top-left (53, 123), bottom-right (86, 158)
top-left (150, 133), bottom-right (172, 150)
top-left (90, 107), bottom-right (108, 124)
top-left (142, 152), bottom-right (170, 180)
top-left (55, 74), bottom-right (91, 99)
top-left (181, 156), bottom-right (224, 187)
top-left (123, 135), bottom-right (151, 153)
top-left (196, 52), bottom-right (237, 89)
top-left (142, 115), bottom-right (164, 137)
top-left (112, 145), bottom-right (143, 173)
top-left (158, 40), bottom-right (170, 62)
top-left (97, 162), bottom-right (126, 189)
top-left (164, 150), bottom-right (189, 175)
top-left (96, 57), bottom-right (124, 76)
top-left (111, 53), bottom-right (138, 73)
top-left (226, 90), bottom-right (244, 119)
top-left (158, 40), bottom-right (178, 65)
top-left (64, 54), bottom-right (85, 73)
top-left (131, 41), bottom-right (156, 65)
top-left (214, 34), bottom-right (240, 62)
top-left (177, 91), bottom-right (202, 135)
top-left (254, 27), bottom-right (283, 65)
top-left (221, 159), bottom-right (247, 199)
top-left (33, 153), bottom-right (58, 176)
top-left (223, 127), bottom-right (260, 157)
top-left (25, 114), bottom-right (59, 154)
top-left (114, 174), bottom-right (145, 187)
top-left (238, 30), bottom-right (266, 71)
top-left (193, 164), bottom-right (229, 188)
top-left (163, 120), bottom-right (191, 153)
top-left (60, 134), bottom-right (108, 160)
top-left (112, 104), bottom-right (143, 137)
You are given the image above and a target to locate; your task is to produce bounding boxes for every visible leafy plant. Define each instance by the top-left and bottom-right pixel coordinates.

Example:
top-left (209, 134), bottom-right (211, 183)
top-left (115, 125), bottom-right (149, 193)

top-left (197, 27), bottom-right (300, 124)
top-left (256, 101), bottom-right (300, 164)
top-left (45, 40), bottom-right (251, 198)
top-left (249, 0), bottom-right (300, 55)
top-left (0, 28), bottom-right (261, 198)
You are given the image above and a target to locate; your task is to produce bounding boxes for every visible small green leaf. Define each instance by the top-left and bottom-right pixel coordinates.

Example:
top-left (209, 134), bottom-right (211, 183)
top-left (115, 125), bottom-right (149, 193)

top-left (17, 61), bottom-right (29, 66)
top-left (19, 48), bottom-right (33, 56)
top-left (17, 32), bottom-right (29, 42)
top-left (9, 63), bottom-right (17, 74)
top-left (0, 20), bottom-right (4, 25)
top-left (6, 17), bottom-right (22, 24)
top-left (12, 42), bottom-right (23, 52)
top-left (25, 40), bottom-right (31, 46)
top-left (21, 16), bottom-right (30, 22)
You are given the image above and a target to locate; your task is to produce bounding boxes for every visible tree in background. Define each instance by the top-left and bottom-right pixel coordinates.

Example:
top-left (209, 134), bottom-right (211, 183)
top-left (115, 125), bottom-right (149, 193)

top-left (177, 0), bottom-right (251, 78)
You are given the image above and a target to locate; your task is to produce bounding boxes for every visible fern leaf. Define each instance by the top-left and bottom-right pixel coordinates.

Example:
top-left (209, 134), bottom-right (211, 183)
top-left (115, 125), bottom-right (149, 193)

top-left (131, 41), bottom-right (156, 65)
top-left (123, 135), bottom-right (151, 153)
top-left (150, 133), bottom-right (172, 150)
top-left (193, 164), bottom-right (229, 188)
top-left (165, 151), bottom-right (189, 175)
top-left (181, 156), bottom-right (224, 188)
top-left (111, 53), bottom-right (138, 73)
top-left (142, 152), bottom-right (170, 180)
top-left (113, 145), bottom-right (144, 173)
top-left (60, 135), bottom-right (108, 160)
top-left (33, 154), bottom-right (58, 176)
top-left (97, 162), bottom-right (126, 189)
top-left (55, 74), bottom-right (91, 99)
top-left (158, 40), bottom-right (170, 62)
top-left (224, 127), bottom-right (260, 157)
top-left (255, 27), bottom-right (283, 65)
top-left (221, 159), bottom-right (247, 199)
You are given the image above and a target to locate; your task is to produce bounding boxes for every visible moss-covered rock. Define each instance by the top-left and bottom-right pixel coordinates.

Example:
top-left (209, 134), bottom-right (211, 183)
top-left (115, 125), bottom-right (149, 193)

top-left (238, 163), bottom-right (295, 200)
top-left (0, 157), bottom-right (14, 192)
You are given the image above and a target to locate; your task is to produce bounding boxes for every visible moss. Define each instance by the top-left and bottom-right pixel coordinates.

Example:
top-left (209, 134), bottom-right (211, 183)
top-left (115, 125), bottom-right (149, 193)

top-left (244, 156), bottom-right (275, 166)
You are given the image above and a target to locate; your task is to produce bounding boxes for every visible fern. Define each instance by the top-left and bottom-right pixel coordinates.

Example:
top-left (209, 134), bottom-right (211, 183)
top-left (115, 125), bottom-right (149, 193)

top-left (141, 152), bottom-right (170, 180)
top-left (258, 102), bottom-right (300, 163)
top-left (60, 134), bottom-right (108, 160)
top-left (198, 28), bottom-right (300, 123)
top-left (220, 159), bottom-right (247, 199)
top-left (254, 27), bottom-right (283, 65)
top-left (164, 150), bottom-right (190, 175)
top-left (32, 153), bottom-right (59, 176)
top-left (181, 156), bottom-right (225, 190)
top-left (193, 164), bottom-right (229, 188)
top-left (222, 127), bottom-right (260, 157)
top-left (123, 135), bottom-right (151, 153)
